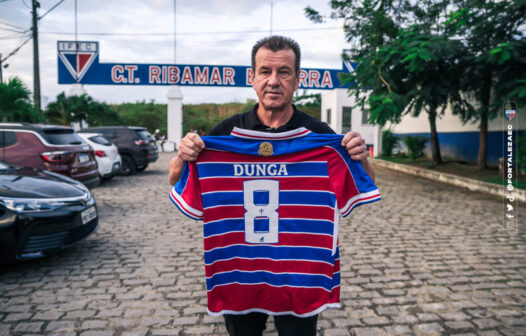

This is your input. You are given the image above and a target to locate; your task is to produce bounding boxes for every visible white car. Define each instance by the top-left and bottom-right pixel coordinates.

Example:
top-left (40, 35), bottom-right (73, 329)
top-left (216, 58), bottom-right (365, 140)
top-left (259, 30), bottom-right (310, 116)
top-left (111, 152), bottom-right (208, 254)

top-left (78, 133), bottom-right (122, 179)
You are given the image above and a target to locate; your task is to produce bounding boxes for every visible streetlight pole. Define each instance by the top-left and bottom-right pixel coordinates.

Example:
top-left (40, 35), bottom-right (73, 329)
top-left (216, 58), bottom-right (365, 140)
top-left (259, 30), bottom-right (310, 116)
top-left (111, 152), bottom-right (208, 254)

top-left (32, 0), bottom-right (41, 111)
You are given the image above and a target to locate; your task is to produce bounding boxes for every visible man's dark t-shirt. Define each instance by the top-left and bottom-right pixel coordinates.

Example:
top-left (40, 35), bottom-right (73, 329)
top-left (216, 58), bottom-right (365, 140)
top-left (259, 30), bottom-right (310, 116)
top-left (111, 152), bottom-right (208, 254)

top-left (209, 104), bottom-right (335, 136)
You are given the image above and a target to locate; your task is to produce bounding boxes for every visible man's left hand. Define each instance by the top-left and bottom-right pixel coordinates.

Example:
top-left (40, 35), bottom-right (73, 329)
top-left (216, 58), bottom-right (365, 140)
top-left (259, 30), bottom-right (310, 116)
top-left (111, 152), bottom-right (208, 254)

top-left (341, 131), bottom-right (368, 162)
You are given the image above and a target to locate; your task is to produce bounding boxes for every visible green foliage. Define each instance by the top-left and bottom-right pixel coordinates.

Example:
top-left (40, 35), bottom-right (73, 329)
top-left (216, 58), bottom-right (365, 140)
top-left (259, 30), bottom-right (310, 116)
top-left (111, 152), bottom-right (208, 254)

top-left (293, 91), bottom-right (321, 107)
top-left (381, 129), bottom-right (400, 157)
top-left (402, 135), bottom-right (428, 160)
top-left (0, 77), bottom-right (43, 123)
top-left (46, 92), bottom-right (121, 128)
top-left (111, 101), bottom-right (164, 135)
top-left (182, 102), bottom-right (252, 135)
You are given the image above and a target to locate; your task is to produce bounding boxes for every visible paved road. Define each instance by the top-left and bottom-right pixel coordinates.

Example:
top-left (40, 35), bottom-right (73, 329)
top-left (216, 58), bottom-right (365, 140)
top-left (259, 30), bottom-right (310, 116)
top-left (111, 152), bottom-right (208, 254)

top-left (1, 152), bottom-right (525, 336)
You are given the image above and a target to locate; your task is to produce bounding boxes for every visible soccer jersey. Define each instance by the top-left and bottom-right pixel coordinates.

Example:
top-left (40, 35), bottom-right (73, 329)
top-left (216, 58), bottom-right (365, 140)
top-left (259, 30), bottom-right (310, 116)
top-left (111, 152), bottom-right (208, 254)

top-left (170, 127), bottom-right (380, 317)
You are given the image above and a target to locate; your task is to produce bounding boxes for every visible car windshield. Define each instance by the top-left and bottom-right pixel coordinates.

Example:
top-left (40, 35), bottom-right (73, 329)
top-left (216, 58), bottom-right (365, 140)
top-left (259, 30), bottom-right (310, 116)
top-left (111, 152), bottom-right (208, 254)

top-left (89, 135), bottom-right (111, 146)
top-left (44, 130), bottom-right (84, 145)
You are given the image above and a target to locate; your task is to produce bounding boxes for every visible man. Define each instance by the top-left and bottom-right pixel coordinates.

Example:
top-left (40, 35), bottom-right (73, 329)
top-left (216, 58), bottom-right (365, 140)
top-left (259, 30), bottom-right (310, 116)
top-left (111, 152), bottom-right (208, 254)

top-left (169, 36), bottom-right (375, 335)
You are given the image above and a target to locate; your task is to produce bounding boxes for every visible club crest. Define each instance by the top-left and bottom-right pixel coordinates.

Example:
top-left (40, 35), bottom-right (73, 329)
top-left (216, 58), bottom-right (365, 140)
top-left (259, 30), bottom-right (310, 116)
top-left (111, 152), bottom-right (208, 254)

top-left (258, 142), bottom-right (273, 156)
top-left (57, 41), bottom-right (98, 82)
top-left (505, 109), bottom-right (516, 121)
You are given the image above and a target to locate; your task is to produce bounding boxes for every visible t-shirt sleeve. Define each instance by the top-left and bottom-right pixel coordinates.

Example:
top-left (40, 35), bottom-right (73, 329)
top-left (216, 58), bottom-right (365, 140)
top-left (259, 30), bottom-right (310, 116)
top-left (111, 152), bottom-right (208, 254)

top-left (327, 146), bottom-right (381, 217)
top-left (169, 161), bottom-right (204, 220)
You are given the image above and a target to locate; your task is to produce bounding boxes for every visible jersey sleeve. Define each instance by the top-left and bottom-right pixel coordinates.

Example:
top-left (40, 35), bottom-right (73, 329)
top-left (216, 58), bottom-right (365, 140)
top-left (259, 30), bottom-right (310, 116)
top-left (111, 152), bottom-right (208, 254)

top-left (169, 161), bottom-right (204, 220)
top-left (327, 146), bottom-right (381, 217)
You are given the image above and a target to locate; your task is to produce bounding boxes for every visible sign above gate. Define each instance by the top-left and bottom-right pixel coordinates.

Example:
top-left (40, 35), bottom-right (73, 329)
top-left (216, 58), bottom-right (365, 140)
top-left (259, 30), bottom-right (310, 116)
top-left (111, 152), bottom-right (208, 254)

top-left (58, 41), bottom-right (356, 90)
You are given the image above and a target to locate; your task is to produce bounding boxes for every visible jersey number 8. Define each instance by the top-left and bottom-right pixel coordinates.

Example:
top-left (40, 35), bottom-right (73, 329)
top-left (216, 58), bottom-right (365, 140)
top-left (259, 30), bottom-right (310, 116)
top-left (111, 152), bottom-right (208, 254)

top-left (243, 180), bottom-right (279, 244)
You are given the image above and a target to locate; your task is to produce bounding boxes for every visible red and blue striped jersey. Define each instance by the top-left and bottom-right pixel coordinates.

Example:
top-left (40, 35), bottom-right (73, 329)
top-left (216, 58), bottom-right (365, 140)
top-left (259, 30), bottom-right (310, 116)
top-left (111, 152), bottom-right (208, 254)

top-left (170, 127), bottom-right (380, 317)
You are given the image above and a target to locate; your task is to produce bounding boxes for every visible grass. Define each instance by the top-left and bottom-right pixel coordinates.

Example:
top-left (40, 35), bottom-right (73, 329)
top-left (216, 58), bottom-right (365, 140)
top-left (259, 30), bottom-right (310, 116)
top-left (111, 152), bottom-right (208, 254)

top-left (378, 154), bottom-right (526, 190)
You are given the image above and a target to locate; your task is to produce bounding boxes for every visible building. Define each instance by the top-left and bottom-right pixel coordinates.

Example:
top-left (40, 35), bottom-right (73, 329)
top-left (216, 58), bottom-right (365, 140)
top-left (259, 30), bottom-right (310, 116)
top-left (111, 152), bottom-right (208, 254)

top-left (322, 88), bottom-right (525, 165)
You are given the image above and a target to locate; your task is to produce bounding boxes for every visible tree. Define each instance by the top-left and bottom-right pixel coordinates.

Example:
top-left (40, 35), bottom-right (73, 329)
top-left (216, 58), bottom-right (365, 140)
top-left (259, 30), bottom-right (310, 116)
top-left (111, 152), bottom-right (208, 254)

top-left (0, 77), bottom-right (42, 123)
top-left (350, 26), bottom-right (470, 164)
top-left (447, 0), bottom-right (526, 168)
top-left (46, 92), bottom-right (121, 127)
top-left (306, 0), bottom-right (471, 165)
top-left (111, 100), bottom-right (166, 135)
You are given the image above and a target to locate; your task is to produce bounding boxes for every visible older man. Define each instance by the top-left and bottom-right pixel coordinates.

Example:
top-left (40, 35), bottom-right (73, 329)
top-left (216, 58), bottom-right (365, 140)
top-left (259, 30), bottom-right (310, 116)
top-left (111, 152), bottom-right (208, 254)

top-left (169, 36), bottom-right (375, 336)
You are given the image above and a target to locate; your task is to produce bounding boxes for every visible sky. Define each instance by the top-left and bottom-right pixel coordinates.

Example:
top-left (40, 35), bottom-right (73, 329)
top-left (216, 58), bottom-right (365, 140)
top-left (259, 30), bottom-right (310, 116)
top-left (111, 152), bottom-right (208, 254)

top-left (0, 0), bottom-right (348, 106)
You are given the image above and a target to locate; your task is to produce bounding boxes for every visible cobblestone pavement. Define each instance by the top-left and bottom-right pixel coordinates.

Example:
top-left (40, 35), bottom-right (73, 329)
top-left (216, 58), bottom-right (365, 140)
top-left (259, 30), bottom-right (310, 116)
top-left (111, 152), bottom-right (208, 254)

top-left (1, 152), bottom-right (525, 336)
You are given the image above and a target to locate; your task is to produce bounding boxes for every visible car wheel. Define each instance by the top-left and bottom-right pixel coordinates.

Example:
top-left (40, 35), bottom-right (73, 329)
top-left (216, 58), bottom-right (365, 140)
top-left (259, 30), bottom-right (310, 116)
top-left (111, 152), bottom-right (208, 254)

top-left (136, 164), bottom-right (148, 172)
top-left (121, 155), bottom-right (136, 175)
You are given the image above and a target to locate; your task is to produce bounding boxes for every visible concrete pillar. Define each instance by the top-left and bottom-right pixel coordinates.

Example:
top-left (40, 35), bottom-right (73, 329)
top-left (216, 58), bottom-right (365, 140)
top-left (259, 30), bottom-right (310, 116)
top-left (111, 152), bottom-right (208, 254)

top-left (167, 85), bottom-right (183, 152)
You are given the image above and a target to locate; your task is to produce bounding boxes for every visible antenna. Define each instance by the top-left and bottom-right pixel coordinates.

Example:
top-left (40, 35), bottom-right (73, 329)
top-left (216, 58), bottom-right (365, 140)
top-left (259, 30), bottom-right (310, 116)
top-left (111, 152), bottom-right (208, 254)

top-left (270, 1), bottom-right (274, 35)
top-left (173, 0), bottom-right (177, 67)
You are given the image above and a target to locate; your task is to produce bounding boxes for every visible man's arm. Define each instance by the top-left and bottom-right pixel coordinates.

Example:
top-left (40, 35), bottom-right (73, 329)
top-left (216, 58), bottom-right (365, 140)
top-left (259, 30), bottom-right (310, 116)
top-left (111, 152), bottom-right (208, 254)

top-left (169, 133), bottom-right (205, 186)
top-left (341, 132), bottom-right (375, 182)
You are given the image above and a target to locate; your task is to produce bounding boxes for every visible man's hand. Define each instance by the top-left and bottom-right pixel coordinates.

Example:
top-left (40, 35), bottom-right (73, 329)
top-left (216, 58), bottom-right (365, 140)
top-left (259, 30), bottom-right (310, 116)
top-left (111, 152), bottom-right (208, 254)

top-left (168, 133), bottom-right (205, 186)
top-left (341, 131), bottom-right (368, 161)
top-left (178, 132), bottom-right (205, 161)
top-left (341, 131), bottom-right (375, 182)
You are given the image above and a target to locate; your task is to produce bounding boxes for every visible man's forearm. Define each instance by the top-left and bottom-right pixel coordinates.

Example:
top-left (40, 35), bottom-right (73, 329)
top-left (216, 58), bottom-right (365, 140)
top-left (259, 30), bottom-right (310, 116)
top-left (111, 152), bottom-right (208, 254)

top-left (169, 156), bottom-right (186, 186)
top-left (361, 158), bottom-right (375, 182)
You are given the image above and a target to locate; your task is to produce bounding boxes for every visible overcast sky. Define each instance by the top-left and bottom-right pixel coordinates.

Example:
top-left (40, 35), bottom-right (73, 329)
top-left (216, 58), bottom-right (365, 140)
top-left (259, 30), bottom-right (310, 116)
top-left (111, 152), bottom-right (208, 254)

top-left (1, 0), bottom-right (347, 106)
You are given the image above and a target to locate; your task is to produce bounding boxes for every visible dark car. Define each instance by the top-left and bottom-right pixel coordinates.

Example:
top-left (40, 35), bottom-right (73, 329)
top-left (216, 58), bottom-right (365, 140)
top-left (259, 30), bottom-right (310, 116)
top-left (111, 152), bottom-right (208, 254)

top-left (0, 160), bottom-right (98, 264)
top-left (0, 123), bottom-right (100, 188)
top-left (80, 126), bottom-right (158, 175)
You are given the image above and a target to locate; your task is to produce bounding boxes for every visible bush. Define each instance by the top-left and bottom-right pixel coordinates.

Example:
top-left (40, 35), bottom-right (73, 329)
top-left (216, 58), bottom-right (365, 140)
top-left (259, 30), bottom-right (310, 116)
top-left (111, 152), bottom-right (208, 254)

top-left (381, 129), bottom-right (399, 157)
top-left (403, 135), bottom-right (428, 160)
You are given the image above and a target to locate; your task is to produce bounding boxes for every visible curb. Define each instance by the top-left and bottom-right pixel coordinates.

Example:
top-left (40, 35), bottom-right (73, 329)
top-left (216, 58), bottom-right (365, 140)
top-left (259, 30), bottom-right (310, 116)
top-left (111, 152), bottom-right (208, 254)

top-left (371, 158), bottom-right (526, 203)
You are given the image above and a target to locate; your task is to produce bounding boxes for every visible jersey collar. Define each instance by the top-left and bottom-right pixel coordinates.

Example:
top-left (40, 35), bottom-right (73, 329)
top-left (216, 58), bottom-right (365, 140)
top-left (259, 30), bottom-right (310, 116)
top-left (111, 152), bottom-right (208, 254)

top-left (231, 127), bottom-right (311, 140)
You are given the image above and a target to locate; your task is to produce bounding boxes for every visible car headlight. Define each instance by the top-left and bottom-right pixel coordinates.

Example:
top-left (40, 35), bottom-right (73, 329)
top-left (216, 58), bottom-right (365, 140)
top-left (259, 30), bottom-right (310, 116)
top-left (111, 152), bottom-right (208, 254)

top-left (0, 198), bottom-right (67, 213)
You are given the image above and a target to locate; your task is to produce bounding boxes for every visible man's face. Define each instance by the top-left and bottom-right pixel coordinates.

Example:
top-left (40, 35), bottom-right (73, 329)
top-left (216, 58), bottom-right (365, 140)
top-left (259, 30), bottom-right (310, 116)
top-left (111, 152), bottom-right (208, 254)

top-left (252, 47), bottom-right (300, 112)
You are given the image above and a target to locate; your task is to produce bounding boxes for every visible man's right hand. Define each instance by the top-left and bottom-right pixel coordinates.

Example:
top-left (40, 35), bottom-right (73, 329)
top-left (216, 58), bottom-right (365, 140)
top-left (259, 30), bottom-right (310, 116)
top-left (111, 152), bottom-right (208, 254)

top-left (168, 132), bottom-right (205, 186)
top-left (178, 132), bottom-right (205, 161)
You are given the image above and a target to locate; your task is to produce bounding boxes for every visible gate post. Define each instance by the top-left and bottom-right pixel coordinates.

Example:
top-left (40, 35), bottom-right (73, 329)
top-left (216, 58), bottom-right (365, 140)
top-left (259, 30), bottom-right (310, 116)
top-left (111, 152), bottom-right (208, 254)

top-left (167, 85), bottom-right (183, 152)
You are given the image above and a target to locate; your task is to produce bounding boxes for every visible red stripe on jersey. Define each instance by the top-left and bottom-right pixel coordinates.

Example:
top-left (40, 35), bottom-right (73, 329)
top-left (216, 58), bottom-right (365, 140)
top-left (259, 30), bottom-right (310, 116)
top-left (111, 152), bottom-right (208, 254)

top-left (204, 232), bottom-right (334, 251)
top-left (200, 176), bottom-right (331, 194)
top-left (205, 257), bottom-right (334, 278)
top-left (204, 205), bottom-right (336, 223)
top-left (170, 188), bottom-right (202, 218)
top-left (207, 283), bottom-right (340, 316)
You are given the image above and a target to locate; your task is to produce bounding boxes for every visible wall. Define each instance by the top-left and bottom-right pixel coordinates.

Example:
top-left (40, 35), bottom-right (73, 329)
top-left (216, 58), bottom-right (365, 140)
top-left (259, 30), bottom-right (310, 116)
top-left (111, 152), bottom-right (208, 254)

top-left (321, 89), bottom-right (379, 149)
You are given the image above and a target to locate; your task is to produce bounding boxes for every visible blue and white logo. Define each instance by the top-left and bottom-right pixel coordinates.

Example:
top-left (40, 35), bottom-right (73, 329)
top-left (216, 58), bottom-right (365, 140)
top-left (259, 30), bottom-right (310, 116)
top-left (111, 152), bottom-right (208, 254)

top-left (57, 41), bottom-right (98, 82)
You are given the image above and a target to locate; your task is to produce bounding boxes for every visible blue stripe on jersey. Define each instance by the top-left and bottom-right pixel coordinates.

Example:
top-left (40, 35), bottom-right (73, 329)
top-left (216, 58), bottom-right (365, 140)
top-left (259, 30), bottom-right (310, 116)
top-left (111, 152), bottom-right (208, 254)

top-left (202, 191), bottom-right (336, 209)
top-left (174, 162), bottom-right (191, 195)
top-left (204, 245), bottom-right (334, 265)
top-left (206, 270), bottom-right (339, 292)
top-left (196, 162), bottom-right (328, 178)
top-left (327, 143), bottom-right (377, 194)
top-left (204, 218), bottom-right (335, 238)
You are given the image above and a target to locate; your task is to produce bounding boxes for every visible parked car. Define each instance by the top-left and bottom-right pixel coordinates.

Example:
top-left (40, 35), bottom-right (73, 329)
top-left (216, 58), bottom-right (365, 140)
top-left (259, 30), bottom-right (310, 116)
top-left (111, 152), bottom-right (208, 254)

top-left (80, 126), bottom-right (158, 175)
top-left (0, 160), bottom-right (98, 264)
top-left (0, 123), bottom-right (100, 188)
top-left (78, 133), bottom-right (121, 180)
